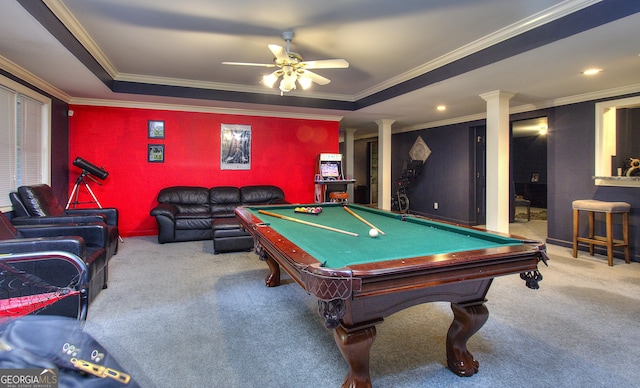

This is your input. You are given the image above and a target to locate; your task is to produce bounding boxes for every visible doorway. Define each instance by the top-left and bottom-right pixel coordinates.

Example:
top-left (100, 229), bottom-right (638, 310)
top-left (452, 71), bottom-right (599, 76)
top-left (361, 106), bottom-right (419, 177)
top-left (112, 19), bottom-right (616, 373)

top-left (511, 117), bottom-right (548, 222)
top-left (369, 141), bottom-right (378, 204)
top-left (473, 126), bottom-right (486, 225)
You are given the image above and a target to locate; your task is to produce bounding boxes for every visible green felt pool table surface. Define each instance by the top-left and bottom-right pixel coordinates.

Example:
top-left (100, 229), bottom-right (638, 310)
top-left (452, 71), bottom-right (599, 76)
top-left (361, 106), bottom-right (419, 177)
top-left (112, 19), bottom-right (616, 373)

top-left (244, 203), bottom-right (523, 268)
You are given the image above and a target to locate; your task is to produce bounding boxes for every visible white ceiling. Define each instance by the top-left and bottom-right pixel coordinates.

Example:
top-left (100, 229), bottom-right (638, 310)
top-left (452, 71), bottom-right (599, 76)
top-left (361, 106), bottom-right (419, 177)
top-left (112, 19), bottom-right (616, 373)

top-left (1, 0), bottom-right (639, 138)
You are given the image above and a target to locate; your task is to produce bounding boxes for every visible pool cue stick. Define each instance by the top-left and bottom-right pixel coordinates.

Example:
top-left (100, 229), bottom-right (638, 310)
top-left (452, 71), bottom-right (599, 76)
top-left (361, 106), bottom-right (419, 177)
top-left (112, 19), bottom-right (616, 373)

top-left (258, 210), bottom-right (359, 237)
top-left (343, 206), bottom-right (386, 235)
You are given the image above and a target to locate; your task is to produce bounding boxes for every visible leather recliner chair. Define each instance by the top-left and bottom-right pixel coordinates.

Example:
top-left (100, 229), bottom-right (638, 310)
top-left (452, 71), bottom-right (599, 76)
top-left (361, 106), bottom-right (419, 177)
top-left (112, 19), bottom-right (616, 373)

top-left (1, 251), bottom-right (90, 320)
top-left (9, 184), bottom-right (119, 258)
top-left (0, 210), bottom-right (109, 306)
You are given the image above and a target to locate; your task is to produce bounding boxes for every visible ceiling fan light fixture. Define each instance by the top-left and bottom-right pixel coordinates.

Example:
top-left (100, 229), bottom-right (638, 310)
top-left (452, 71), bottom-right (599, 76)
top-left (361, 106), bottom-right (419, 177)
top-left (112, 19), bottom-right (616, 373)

top-left (279, 72), bottom-right (297, 92)
top-left (225, 31), bottom-right (349, 95)
top-left (262, 73), bottom-right (278, 88)
top-left (298, 77), bottom-right (313, 90)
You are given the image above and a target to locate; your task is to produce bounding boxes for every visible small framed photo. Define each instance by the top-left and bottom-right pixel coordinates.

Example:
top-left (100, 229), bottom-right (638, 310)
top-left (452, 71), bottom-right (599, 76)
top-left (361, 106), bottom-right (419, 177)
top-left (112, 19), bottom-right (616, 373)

top-left (148, 144), bottom-right (164, 163)
top-left (148, 120), bottom-right (165, 139)
top-left (530, 173), bottom-right (540, 183)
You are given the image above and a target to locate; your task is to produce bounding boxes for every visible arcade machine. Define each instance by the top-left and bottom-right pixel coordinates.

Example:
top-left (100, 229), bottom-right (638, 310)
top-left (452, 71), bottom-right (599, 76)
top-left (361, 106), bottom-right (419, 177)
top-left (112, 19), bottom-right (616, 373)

top-left (314, 153), bottom-right (356, 203)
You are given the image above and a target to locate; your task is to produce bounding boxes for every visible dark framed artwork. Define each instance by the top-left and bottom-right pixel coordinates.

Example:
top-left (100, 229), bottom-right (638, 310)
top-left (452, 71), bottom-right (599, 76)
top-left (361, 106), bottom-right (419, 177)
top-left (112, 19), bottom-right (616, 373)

top-left (148, 144), bottom-right (165, 163)
top-left (220, 124), bottom-right (251, 170)
top-left (148, 120), bottom-right (165, 139)
top-left (530, 173), bottom-right (540, 183)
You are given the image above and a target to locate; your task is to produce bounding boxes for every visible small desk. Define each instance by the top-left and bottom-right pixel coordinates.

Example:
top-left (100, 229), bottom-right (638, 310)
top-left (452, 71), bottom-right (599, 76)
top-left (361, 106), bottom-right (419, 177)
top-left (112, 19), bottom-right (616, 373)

top-left (236, 204), bottom-right (547, 387)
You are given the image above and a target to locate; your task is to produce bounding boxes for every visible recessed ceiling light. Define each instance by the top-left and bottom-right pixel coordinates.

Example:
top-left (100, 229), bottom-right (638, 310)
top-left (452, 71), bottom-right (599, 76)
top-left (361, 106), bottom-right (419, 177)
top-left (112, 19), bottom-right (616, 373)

top-left (436, 105), bottom-right (446, 111)
top-left (582, 68), bottom-right (603, 75)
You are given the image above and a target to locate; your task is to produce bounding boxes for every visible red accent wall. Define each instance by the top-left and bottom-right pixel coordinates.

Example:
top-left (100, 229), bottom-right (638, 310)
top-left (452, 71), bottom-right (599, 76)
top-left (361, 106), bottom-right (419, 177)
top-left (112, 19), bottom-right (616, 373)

top-left (68, 105), bottom-right (339, 237)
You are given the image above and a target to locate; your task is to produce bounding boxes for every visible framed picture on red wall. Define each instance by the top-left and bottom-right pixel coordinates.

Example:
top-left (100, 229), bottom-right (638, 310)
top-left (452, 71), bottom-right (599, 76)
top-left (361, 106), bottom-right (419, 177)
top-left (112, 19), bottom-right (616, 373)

top-left (148, 120), bottom-right (165, 139)
top-left (221, 124), bottom-right (251, 170)
top-left (148, 144), bottom-right (164, 163)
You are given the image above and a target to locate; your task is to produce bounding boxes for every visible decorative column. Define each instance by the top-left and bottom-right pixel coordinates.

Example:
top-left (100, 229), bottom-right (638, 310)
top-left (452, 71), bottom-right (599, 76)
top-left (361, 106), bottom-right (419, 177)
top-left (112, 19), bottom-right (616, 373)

top-left (343, 128), bottom-right (357, 201)
top-left (375, 119), bottom-right (394, 211)
top-left (480, 90), bottom-right (515, 233)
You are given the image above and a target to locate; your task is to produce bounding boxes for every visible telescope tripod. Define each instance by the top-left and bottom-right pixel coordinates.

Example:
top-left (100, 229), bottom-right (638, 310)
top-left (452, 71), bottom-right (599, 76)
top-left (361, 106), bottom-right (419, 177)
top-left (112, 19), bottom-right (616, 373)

top-left (66, 171), bottom-right (103, 209)
top-left (66, 171), bottom-right (124, 243)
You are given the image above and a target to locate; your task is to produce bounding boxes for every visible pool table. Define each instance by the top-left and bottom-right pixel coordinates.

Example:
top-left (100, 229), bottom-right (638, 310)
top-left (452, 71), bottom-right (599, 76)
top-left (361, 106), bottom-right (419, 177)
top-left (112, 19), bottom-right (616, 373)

top-left (235, 203), bottom-right (547, 388)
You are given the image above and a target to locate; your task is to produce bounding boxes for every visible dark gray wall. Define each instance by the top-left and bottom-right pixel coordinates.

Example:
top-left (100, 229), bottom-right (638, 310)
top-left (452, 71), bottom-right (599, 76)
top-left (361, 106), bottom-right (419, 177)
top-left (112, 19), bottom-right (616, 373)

top-left (353, 94), bottom-right (640, 262)
top-left (392, 120), bottom-right (485, 224)
top-left (546, 99), bottom-right (639, 261)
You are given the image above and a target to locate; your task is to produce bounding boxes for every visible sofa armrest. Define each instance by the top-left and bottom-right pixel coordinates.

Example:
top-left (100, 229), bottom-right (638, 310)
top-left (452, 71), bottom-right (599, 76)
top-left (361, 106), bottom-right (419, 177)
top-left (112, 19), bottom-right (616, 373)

top-left (16, 223), bottom-right (108, 249)
top-left (0, 236), bottom-right (85, 257)
top-left (12, 215), bottom-right (105, 225)
top-left (65, 208), bottom-right (118, 226)
top-left (150, 203), bottom-right (178, 221)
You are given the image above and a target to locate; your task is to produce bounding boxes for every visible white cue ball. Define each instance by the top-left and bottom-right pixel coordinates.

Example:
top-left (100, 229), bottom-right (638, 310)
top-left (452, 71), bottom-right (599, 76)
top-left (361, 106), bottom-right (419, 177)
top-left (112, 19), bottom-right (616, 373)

top-left (369, 228), bottom-right (379, 238)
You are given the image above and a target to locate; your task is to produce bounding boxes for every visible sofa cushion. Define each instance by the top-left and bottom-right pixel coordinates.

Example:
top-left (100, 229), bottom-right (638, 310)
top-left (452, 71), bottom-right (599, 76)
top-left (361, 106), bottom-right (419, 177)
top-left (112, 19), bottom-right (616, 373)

top-left (241, 185), bottom-right (285, 205)
top-left (157, 186), bottom-right (210, 213)
top-left (175, 213), bottom-right (212, 230)
top-left (209, 186), bottom-right (242, 214)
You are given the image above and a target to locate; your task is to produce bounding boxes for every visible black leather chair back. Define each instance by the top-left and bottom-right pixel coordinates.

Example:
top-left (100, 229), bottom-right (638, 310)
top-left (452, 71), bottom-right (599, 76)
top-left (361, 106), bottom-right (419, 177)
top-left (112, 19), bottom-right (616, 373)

top-left (17, 184), bottom-right (65, 216)
top-left (9, 192), bottom-right (30, 217)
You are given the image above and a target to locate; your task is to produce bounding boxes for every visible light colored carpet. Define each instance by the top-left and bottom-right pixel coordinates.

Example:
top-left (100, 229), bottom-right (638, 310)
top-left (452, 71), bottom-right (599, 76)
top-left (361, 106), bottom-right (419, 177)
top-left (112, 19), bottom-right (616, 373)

top-left (83, 222), bottom-right (640, 387)
top-left (515, 206), bottom-right (547, 221)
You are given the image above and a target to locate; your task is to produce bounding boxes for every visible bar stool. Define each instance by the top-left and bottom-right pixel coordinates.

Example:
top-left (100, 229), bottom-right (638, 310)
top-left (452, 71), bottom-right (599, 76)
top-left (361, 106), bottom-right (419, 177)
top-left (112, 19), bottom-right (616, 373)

top-left (572, 199), bottom-right (630, 266)
top-left (329, 191), bottom-right (349, 204)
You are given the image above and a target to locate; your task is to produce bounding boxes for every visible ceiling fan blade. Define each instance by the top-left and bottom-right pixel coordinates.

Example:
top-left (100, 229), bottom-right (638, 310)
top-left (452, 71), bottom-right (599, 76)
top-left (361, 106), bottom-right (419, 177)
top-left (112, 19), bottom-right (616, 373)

top-left (222, 62), bottom-right (275, 67)
top-left (300, 59), bottom-right (349, 69)
top-left (268, 44), bottom-right (290, 63)
top-left (300, 70), bottom-right (331, 85)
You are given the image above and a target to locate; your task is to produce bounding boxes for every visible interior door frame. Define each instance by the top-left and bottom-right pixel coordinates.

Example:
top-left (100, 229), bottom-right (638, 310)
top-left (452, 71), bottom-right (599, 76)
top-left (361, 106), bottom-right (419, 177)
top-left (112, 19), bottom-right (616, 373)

top-left (472, 126), bottom-right (486, 225)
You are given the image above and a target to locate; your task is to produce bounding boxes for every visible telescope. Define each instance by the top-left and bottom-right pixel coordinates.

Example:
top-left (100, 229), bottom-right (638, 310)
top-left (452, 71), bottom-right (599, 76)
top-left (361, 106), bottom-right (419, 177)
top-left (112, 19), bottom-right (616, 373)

top-left (73, 157), bottom-right (108, 180)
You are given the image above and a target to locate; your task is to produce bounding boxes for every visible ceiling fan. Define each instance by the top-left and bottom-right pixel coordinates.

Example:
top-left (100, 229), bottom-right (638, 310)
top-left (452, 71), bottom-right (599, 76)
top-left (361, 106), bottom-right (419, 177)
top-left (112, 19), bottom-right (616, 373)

top-left (222, 31), bottom-right (349, 94)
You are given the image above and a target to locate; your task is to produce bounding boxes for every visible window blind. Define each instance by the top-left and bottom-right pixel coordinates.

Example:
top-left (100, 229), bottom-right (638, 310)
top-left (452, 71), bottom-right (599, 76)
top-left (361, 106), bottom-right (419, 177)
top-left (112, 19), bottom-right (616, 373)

top-left (0, 81), bottom-right (47, 209)
top-left (18, 95), bottom-right (44, 186)
top-left (0, 86), bottom-right (17, 208)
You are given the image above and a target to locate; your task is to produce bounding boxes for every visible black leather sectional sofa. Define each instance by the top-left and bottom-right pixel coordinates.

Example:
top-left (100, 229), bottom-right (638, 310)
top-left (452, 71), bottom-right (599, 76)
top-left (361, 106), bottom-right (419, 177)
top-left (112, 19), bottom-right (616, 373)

top-left (150, 185), bottom-right (286, 244)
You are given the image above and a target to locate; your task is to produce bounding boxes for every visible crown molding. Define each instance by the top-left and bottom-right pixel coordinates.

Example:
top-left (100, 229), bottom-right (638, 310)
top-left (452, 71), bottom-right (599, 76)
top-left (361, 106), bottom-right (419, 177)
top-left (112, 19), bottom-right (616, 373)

top-left (509, 83), bottom-right (640, 114)
top-left (394, 82), bottom-right (640, 134)
top-left (69, 97), bottom-right (343, 122)
top-left (43, 0), bottom-right (118, 78)
top-left (354, 0), bottom-right (602, 100)
top-left (0, 55), bottom-right (71, 102)
top-left (115, 72), bottom-right (355, 102)
top-left (397, 113), bottom-right (488, 134)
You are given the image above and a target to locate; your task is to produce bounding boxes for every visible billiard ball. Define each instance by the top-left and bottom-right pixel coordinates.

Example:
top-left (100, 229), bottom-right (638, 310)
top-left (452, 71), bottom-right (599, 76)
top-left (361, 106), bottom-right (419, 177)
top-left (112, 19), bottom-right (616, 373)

top-left (369, 228), bottom-right (379, 238)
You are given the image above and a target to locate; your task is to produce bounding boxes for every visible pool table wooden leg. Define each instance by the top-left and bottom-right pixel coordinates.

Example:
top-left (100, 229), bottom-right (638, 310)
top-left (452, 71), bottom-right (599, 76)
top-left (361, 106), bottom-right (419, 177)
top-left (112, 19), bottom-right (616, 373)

top-left (446, 302), bottom-right (489, 377)
top-left (333, 325), bottom-right (376, 388)
top-left (256, 246), bottom-right (280, 287)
